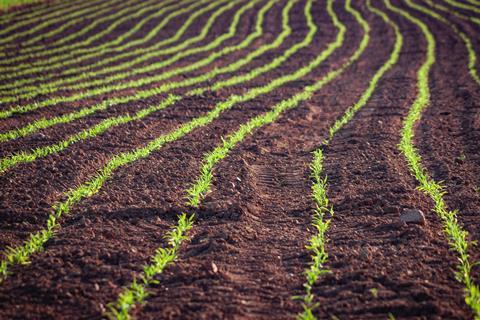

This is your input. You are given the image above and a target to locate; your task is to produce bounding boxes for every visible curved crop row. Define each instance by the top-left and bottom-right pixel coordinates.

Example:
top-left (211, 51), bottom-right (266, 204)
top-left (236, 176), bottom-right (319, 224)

top-left (0, 0), bottom-right (253, 101)
top-left (0, 0), bottom-right (239, 115)
top-left (410, 0), bottom-right (479, 85)
top-left (105, 0), bottom-right (327, 316)
top-left (0, 0), bottom-right (116, 46)
top-left (0, 0), bottom-right (342, 282)
top-left (105, 213), bottom-right (195, 320)
top-left (0, 0), bottom-right (84, 23)
top-left (386, 0), bottom-right (480, 317)
top-left (0, 0), bottom-right (286, 138)
top-left (0, 0), bottom-right (195, 68)
top-left (296, 0), bottom-right (402, 318)
top-left (442, 0), bottom-right (480, 14)
top-left (0, 0), bottom-right (175, 60)
top-left (466, 0), bottom-right (480, 6)
top-left (0, 0), bottom-right (139, 51)
top-left (0, 0), bottom-right (285, 173)
top-left (0, 0), bottom-right (220, 86)
top-left (0, 0), bottom-right (92, 35)
top-left (423, 0), bottom-right (480, 26)
top-left (0, 0), bottom-right (44, 11)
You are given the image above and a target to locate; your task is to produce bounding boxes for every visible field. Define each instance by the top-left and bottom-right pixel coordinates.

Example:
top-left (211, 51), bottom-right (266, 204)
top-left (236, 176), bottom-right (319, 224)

top-left (0, 0), bottom-right (479, 319)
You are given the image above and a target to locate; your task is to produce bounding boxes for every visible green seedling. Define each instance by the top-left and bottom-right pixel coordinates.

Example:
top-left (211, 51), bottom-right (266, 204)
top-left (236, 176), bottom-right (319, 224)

top-left (388, 0), bottom-right (480, 317)
top-left (0, 0), bottom-right (179, 60)
top-left (296, 0), bottom-right (403, 318)
top-left (409, 0), bottom-right (479, 86)
top-left (0, 0), bottom-right (227, 93)
top-left (105, 214), bottom-right (194, 320)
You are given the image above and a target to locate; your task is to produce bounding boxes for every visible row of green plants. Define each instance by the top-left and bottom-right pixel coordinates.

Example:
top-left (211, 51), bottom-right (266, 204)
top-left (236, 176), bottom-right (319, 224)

top-left (445, 1), bottom-right (480, 24)
top-left (0, 0), bottom-right (43, 11)
top-left (0, 0), bottom-right (286, 173)
top-left (386, 0), bottom-right (480, 317)
top-left (0, 0), bottom-right (289, 141)
top-left (0, 0), bottom-right (241, 113)
top-left (0, 0), bottom-right (80, 19)
top-left (3, 1), bottom-right (477, 318)
top-left (411, 0), bottom-right (479, 85)
top-left (423, 0), bottom-right (480, 29)
top-left (105, 213), bottom-right (195, 320)
top-left (0, 0), bottom-right (193, 67)
top-left (0, 0), bottom-right (337, 285)
top-left (0, 0), bottom-right (254, 100)
top-left (466, 0), bottom-right (480, 6)
top-left (0, 0), bottom-right (221, 90)
top-left (104, 0), bottom-right (350, 317)
top-left (0, 0), bottom-right (135, 51)
top-left (0, 0), bottom-right (92, 32)
top-left (0, 0), bottom-right (115, 46)
top-left (0, 0), bottom-right (174, 60)
top-left (296, 0), bottom-right (403, 317)
top-left (443, 0), bottom-right (480, 14)
top-left (101, 0), bottom-right (312, 316)
top-left (0, 0), bottom-right (218, 84)
top-left (103, 0), bottom-right (369, 319)
top-left (0, 0), bottom-right (304, 277)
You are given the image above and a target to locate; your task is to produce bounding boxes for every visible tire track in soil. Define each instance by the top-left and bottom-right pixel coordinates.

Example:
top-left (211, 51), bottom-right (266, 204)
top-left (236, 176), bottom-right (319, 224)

top-left (307, 1), bottom-right (471, 318)
top-left (0, 0), bottom-right (350, 317)
top-left (128, 3), bottom-right (384, 319)
top-left (0, 0), bottom-right (270, 250)
top-left (407, 0), bottom-right (480, 289)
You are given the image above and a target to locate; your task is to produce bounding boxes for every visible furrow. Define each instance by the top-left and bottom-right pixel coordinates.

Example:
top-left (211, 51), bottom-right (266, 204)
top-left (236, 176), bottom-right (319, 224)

top-left (0, 0), bottom-right (284, 174)
top-left (442, 0), bottom-right (480, 14)
top-left (106, 0), bottom-right (359, 317)
top-left (0, 0), bottom-right (140, 50)
top-left (0, 0), bottom-right (222, 87)
top-left (0, 0), bottom-right (298, 143)
top-left (0, 0), bottom-right (193, 67)
top-left (0, 0), bottom-right (343, 285)
top-left (0, 0), bottom-right (118, 46)
top-left (0, 0), bottom-right (173, 59)
top-left (408, 1), bottom-right (479, 85)
top-left (295, 1), bottom-right (401, 318)
top-left (386, 0), bottom-right (480, 317)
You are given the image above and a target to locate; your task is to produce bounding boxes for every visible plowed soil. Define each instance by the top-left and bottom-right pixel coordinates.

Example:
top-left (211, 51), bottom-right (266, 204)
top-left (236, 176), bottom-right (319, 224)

top-left (0, 0), bottom-right (479, 319)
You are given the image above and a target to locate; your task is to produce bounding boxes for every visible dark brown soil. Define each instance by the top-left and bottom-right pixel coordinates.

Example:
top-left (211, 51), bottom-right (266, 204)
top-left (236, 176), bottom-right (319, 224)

top-left (0, 0), bottom-right (479, 319)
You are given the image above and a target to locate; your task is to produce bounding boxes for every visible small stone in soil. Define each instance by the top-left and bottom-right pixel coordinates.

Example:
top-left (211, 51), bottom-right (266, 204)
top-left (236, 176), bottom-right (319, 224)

top-left (400, 208), bottom-right (426, 225)
top-left (211, 261), bottom-right (218, 273)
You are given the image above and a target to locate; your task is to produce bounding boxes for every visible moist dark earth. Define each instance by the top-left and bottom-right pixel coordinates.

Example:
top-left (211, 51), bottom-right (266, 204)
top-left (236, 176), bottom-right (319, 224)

top-left (0, 0), bottom-right (479, 319)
